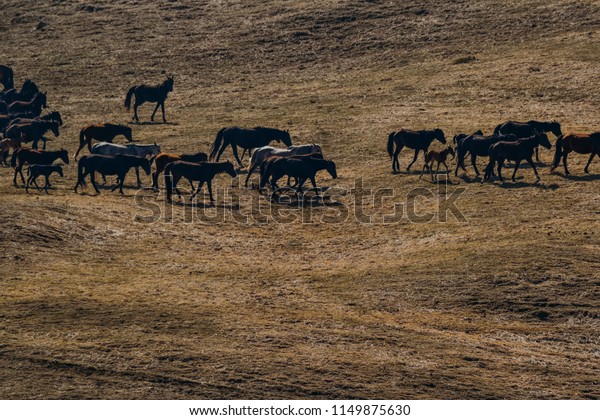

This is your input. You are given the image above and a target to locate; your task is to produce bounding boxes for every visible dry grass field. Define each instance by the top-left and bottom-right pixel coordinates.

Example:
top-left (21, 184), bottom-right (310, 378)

top-left (1, 0), bottom-right (599, 399)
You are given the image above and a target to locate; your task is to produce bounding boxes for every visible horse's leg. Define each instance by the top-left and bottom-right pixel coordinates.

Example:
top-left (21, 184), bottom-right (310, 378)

top-left (419, 162), bottom-right (427, 179)
top-left (435, 161), bottom-right (441, 181)
top-left (45, 174), bottom-right (52, 188)
top-left (497, 160), bottom-right (504, 182)
top-left (563, 152), bottom-right (570, 176)
top-left (150, 102), bottom-right (160, 122)
top-left (526, 157), bottom-right (540, 181)
top-left (207, 180), bottom-right (215, 203)
top-left (25, 173), bottom-right (33, 193)
top-left (584, 152), bottom-right (596, 174)
top-left (511, 160), bottom-right (520, 182)
top-left (18, 163), bottom-right (26, 185)
top-left (133, 101), bottom-right (140, 122)
top-left (43, 176), bottom-right (50, 194)
top-left (244, 164), bottom-right (256, 187)
top-left (534, 146), bottom-right (540, 162)
top-left (231, 144), bottom-right (243, 166)
top-left (393, 144), bottom-right (403, 172)
top-left (406, 149), bottom-right (419, 172)
top-left (470, 154), bottom-right (480, 177)
top-left (215, 139), bottom-right (229, 162)
top-left (135, 166), bottom-right (141, 188)
top-left (161, 102), bottom-right (166, 123)
top-left (191, 180), bottom-right (204, 200)
top-left (91, 171), bottom-right (101, 194)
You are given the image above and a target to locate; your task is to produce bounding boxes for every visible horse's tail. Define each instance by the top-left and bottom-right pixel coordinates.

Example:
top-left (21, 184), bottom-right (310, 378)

top-left (550, 135), bottom-right (564, 171)
top-left (387, 132), bottom-right (396, 159)
top-left (76, 156), bottom-right (87, 187)
top-left (124, 86), bottom-right (137, 110)
top-left (79, 127), bottom-right (86, 147)
top-left (7, 67), bottom-right (14, 89)
top-left (164, 162), bottom-right (174, 201)
top-left (209, 127), bottom-right (226, 161)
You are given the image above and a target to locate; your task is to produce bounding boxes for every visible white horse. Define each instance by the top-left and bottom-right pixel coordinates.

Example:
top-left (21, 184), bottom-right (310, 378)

top-left (91, 142), bottom-right (160, 186)
top-left (244, 143), bottom-right (323, 186)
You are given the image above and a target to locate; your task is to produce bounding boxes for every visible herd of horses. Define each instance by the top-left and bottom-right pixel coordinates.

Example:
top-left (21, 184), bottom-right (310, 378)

top-left (1, 65), bottom-right (599, 203)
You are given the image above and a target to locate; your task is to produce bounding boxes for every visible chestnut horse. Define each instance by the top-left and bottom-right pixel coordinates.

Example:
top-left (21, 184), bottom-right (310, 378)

top-left (74, 123), bottom-right (134, 160)
top-left (420, 146), bottom-right (455, 181)
top-left (151, 151), bottom-right (208, 189)
top-left (125, 76), bottom-right (174, 123)
top-left (0, 65), bottom-right (14, 90)
top-left (0, 138), bottom-right (21, 166)
top-left (551, 132), bottom-right (600, 175)
top-left (387, 129), bottom-right (447, 172)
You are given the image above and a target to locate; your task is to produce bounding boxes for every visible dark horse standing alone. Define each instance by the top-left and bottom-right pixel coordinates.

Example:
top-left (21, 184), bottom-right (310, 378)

top-left (387, 128), bottom-right (446, 172)
top-left (124, 76), bottom-right (174, 123)
top-left (0, 65), bottom-right (14, 90)
top-left (209, 126), bottom-right (292, 166)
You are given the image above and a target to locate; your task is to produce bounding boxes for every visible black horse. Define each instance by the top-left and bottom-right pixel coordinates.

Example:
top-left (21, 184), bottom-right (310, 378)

top-left (494, 120), bottom-right (561, 161)
top-left (259, 156), bottom-right (337, 194)
top-left (74, 154), bottom-right (151, 194)
top-left (0, 65), bottom-right (14, 90)
top-left (7, 92), bottom-right (47, 116)
top-left (483, 133), bottom-right (552, 183)
top-left (164, 161), bottom-right (237, 203)
top-left (455, 133), bottom-right (516, 177)
top-left (387, 128), bottom-right (446, 172)
top-left (209, 126), bottom-right (292, 166)
top-left (1, 80), bottom-right (39, 104)
top-left (125, 76), bottom-right (174, 123)
top-left (5, 120), bottom-right (60, 150)
top-left (11, 148), bottom-right (69, 186)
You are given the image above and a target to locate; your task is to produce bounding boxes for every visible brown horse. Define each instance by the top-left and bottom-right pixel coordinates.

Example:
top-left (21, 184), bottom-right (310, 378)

top-left (0, 138), bottom-right (21, 166)
top-left (7, 92), bottom-right (47, 116)
top-left (74, 123), bottom-right (134, 160)
top-left (125, 76), bottom-right (174, 123)
top-left (420, 146), bottom-right (455, 181)
top-left (0, 65), bottom-right (14, 90)
top-left (387, 129), bottom-right (447, 172)
top-left (151, 151), bottom-right (208, 189)
top-left (164, 161), bottom-right (237, 203)
top-left (11, 148), bottom-right (69, 186)
top-left (259, 156), bottom-right (337, 194)
top-left (550, 132), bottom-right (600, 175)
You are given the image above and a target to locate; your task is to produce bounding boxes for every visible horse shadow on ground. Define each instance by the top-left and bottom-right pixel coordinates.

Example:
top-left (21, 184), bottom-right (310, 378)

top-left (489, 179), bottom-right (560, 190)
top-left (550, 172), bottom-right (600, 182)
top-left (129, 121), bottom-right (179, 126)
top-left (265, 186), bottom-right (344, 208)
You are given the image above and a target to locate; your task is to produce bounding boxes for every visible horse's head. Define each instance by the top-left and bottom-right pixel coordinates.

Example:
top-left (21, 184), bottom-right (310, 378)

top-left (22, 79), bottom-right (38, 94)
top-left (224, 160), bottom-right (237, 178)
top-left (36, 92), bottom-right (48, 108)
top-left (280, 130), bottom-right (292, 147)
top-left (536, 132), bottom-right (552, 149)
top-left (50, 111), bottom-right (63, 126)
top-left (59, 148), bottom-right (69, 164)
top-left (124, 126), bottom-right (133, 142)
top-left (152, 143), bottom-right (161, 155)
top-left (326, 160), bottom-right (338, 179)
top-left (434, 128), bottom-right (447, 144)
top-left (166, 76), bottom-right (174, 92)
top-left (50, 121), bottom-right (60, 137)
top-left (549, 121), bottom-right (562, 137)
top-left (141, 158), bottom-right (152, 175)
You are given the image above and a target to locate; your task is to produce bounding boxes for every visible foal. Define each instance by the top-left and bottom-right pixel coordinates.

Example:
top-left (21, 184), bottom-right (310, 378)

top-left (26, 164), bottom-right (63, 193)
top-left (420, 146), bottom-right (455, 181)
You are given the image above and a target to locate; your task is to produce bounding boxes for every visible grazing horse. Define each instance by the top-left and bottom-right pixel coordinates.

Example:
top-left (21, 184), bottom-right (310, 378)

top-left (0, 65), bottom-right (14, 90)
top-left (259, 156), bottom-right (337, 194)
top-left (483, 133), bottom-right (552, 183)
top-left (0, 138), bottom-right (21, 166)
top-left (26, 164), bottom-right (64, 194)
top-left (164, 161), bottom-right (237, 203)
top-left (420, 146), bottom-right (455, 181)
top-left (387, 128), bottom-right (446, 172)
top-left (494, 120), bottom-right (561, 161)
top-left (244, 144), bottom-right (323, 186)
top-left (550, 132), bottom-right (600, 175)
top-left (2, 80), bottom-right (39, 104)
top-left (74, 154), bottom-right (151, 194)
top-left (91, 142), bottom-right (160, 186)
top-left (209, 126), bottom-right (292, 166)
top-left (74, 123), bottom-right (134, 160)
top-left (454, 133), bottom-right (516, 177)
top-left (11, 148), bottom-right (69, 186)
top-left (125, 76), bottom-right (174, 123)
top-left (5, 120), bottom-right (60, 150)
top-left (151, 151), bottom-right (208, 189)
top-left (7, 92), bottom-right (47, 116)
